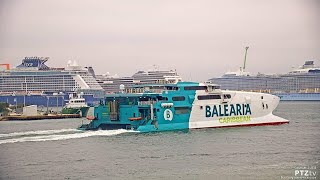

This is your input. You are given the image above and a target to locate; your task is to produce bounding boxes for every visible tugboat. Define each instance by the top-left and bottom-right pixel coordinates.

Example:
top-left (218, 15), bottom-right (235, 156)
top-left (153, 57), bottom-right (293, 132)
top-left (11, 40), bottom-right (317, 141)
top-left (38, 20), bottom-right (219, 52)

top-left (78, 82), bottom-right (289, 132)
top-left (62, 93), bottom-right (89, 117)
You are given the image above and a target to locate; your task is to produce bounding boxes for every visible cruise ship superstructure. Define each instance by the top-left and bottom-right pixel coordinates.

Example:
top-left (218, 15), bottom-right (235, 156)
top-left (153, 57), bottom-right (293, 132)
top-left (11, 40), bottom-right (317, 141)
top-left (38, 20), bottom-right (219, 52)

top-left (96, 68), bottom-right (182, 93)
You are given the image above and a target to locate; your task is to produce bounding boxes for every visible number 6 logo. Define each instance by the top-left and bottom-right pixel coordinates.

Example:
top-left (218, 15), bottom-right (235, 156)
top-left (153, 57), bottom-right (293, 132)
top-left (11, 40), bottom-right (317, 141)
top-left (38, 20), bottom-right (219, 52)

top-left (164, 109), bottom-right (173, 121)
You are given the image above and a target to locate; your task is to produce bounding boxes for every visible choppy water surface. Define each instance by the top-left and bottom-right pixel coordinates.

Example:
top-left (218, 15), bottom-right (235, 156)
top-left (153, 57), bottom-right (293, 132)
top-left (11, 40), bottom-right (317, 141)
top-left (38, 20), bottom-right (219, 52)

top-left (0, 102), bottom-right (319, 179)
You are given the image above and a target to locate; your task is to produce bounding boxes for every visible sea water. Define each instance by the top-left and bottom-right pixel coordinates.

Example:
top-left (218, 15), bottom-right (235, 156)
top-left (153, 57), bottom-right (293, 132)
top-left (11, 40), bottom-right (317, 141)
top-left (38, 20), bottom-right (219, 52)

top-left (0, 102), bottom-right (319, 179)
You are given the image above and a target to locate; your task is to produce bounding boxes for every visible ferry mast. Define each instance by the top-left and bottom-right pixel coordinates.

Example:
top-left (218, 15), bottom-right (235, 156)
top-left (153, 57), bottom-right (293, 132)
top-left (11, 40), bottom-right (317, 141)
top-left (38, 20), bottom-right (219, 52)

top-left (243, 46), bottom-right (249, 72)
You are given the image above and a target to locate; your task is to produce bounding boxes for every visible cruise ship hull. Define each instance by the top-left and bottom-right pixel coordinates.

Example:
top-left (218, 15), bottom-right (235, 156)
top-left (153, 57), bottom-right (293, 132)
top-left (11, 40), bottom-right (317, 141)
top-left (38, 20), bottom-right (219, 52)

top-left (273, 93), bottom-right (320, 101)
top-left (0, 94), bottom-right (95, 107)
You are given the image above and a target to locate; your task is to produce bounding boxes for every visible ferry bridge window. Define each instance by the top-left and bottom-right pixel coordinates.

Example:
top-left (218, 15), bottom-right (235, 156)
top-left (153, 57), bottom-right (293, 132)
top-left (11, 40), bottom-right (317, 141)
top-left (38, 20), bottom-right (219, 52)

top-left (174, 107), bottom-right (190, 114)
top-left (138, 97), bottom-right (150, 101)
top-left (197, 95), bottom-right (221, 100)
top-left (184, 86), bottom-right (207, 91)
top-left (157, 96), bottom-right (168, 101)
top-left (166, 86), bottom-right (179, 91)
top-left (223, 94), bottom-right (231, 99)
top-left (172, 96), bottom-right (185, 101)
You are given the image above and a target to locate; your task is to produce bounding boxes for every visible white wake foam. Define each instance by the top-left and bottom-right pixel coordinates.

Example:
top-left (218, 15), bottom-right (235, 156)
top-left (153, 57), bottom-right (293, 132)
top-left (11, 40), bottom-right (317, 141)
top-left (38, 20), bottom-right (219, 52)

top-left (0, 129), bottom-right (134, 145)
top-left (0, 129), bottom-right (79, 138)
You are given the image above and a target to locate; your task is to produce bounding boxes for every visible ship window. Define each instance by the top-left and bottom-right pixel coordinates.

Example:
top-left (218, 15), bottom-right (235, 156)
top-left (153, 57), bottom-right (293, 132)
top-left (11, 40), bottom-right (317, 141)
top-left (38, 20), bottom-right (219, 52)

top-left (184, 86), bottom-right (207, 91)
top-left (224, 94), bottom-right (231, 99)
top-left (174, 107), bottom-right (190, 114)
top-left (157, 96), bottom-right (168, 101)
top-left (166, 86), bottom-right (179, 91)
top-left (172, 96), bottom-right (185, 101)
top-left (138, 97), bottom-right (150, 101)
top-left (198, 95), bottom-right (221, 100)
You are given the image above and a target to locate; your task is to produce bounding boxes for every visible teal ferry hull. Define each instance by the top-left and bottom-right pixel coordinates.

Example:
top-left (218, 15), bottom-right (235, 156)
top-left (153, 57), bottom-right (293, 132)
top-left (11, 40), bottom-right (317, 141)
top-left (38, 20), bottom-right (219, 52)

top-left (78, 122), bottom-right (189, 132)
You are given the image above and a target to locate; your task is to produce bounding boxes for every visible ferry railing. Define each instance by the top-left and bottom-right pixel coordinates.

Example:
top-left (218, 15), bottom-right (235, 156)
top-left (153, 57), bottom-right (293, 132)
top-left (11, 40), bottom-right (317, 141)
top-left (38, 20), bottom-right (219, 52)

top-left (138, 100), bottom-right (156, 106)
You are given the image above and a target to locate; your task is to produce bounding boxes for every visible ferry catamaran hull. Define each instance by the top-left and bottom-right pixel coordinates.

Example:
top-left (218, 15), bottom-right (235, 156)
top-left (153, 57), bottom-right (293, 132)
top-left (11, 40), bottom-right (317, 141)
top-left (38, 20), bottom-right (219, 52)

top-left (79, 82), bottom-right (289, 132)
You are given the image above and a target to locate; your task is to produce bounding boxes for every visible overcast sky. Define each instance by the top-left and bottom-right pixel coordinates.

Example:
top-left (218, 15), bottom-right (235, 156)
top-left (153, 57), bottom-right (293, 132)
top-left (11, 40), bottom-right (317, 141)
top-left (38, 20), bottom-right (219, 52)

top-left (0, 0), bottom-right (319, 81)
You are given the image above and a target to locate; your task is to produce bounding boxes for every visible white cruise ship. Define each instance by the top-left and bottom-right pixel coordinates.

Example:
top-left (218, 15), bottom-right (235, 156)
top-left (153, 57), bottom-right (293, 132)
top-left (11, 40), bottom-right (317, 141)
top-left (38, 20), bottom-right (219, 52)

top-left (96, 67), bottom-right (182, 93)
top-left (0, 57), bottom-right (104, 106)
top-left (0, 57), bottom-right (103, 96)
top-left (208, 48), bottom-right (320, 101)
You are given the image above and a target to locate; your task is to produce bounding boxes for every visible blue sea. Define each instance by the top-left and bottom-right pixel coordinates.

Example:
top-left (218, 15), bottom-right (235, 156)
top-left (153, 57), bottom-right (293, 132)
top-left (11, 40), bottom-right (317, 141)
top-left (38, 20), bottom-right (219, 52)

top-left (0, 102), bottom-right (319, 179)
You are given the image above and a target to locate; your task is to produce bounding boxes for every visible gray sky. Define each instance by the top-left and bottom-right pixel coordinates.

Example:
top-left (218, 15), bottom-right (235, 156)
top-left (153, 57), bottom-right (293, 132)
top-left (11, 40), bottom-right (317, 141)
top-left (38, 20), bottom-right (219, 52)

top-left (1, 0), bottom-right (319, 81)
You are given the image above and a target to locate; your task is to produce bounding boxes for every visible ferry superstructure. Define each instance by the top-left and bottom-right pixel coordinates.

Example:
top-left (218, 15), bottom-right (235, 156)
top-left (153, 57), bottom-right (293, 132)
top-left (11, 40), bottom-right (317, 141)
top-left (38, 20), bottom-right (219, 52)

top-left (208, 48), bottom-right (320, 101)
top-left (79, 82), bottom-right (288, 132)
top-left (0, 57), bottom-right (104, 106)
top-left (96, 68), bottom-right (182, 93)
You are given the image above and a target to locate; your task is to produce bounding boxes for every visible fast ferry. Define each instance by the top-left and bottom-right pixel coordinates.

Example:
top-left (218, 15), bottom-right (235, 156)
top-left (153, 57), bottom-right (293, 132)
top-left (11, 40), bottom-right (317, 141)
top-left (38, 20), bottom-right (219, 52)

top-left (79, 82), bottom-right (289, 132)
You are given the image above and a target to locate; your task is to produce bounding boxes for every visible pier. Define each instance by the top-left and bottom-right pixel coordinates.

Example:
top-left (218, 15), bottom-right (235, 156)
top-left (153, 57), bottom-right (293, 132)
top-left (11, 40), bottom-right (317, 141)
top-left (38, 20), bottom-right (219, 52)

top-left (0, 114), bottom-right (81, 121)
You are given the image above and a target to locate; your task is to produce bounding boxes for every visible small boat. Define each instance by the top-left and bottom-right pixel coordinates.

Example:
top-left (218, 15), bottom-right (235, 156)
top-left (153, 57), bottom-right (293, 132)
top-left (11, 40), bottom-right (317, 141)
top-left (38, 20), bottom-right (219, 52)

top-left (78, 82), bottom-right (289, 132)
top-left (62, 93), bottom-right (89, 117)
